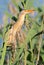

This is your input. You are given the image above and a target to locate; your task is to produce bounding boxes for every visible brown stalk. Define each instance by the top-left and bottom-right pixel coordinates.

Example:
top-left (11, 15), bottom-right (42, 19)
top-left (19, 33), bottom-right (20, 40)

top-left (36, 35), bottom-right (42, 65)
top-left (8, 3), bottom-right (18, 16)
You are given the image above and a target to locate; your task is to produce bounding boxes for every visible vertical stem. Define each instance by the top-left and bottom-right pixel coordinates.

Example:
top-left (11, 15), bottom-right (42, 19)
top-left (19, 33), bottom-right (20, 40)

top-left (24, 44), bottom-right (27, 65)
top-left (36, 35), bottom-right (42, 65)
top-left (30, 39), bottom-right (34, 65)
top-left (36, 15), bottom-right (44, 65)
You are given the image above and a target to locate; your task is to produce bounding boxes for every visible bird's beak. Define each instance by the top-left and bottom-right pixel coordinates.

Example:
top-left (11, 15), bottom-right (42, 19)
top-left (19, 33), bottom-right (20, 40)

top-left (24, 10), bottom-right (35, 14)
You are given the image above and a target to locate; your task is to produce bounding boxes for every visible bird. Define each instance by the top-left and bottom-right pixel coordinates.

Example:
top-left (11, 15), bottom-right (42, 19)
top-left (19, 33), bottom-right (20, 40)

top-left (4, 9), bottom-right (35, 63)
top-left (5, 10), bottom-right (35, 45)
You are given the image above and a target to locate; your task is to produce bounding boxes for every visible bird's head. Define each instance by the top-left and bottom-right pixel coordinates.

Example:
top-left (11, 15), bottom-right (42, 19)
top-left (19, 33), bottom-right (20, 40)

top-left (18, 10), bottom-right (35, 21)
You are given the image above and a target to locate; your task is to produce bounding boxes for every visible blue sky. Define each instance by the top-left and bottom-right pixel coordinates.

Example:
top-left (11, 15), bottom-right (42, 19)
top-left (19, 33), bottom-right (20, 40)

top-left (0, 0), bottom-right (10, 24)
top-left (34, 0), bottom-right (44, 7)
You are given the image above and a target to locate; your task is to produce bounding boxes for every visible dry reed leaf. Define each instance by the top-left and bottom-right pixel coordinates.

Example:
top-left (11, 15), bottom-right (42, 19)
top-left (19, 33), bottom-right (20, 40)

top-left (0, 24), bottom-right (3, 29)
top-left (12, 0), bottom-right (20, 4)
top-left (8, 3), bottom-right (18, 16)
top-left (3, 14), bottom-right (8, 23)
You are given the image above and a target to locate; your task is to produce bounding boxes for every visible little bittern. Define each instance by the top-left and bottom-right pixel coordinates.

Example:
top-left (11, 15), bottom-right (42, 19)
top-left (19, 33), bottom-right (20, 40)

top-left (5, 10), bottom-right (35, 45)
top-left (4, 9), bottom-right (35, 63)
